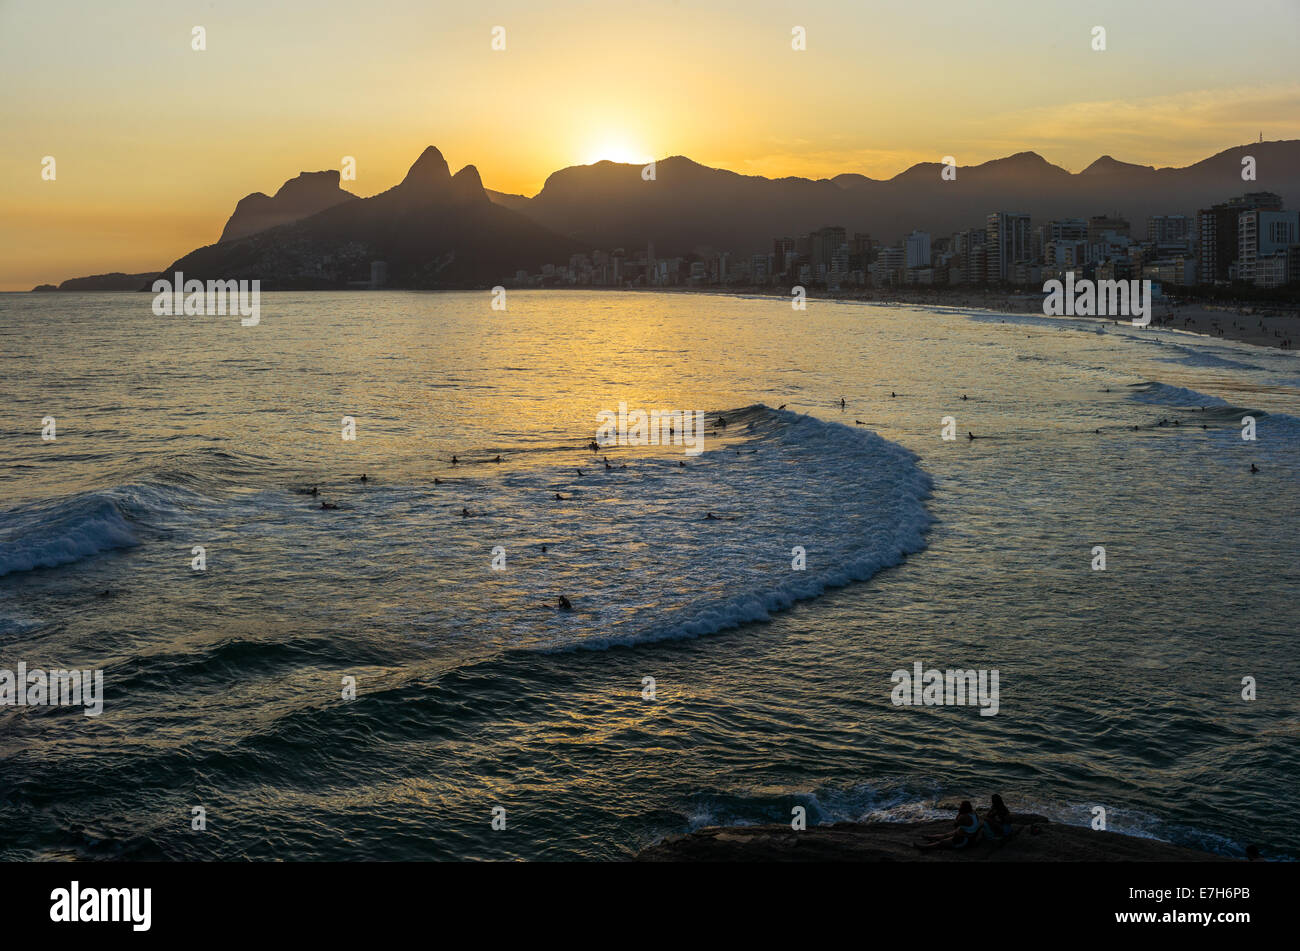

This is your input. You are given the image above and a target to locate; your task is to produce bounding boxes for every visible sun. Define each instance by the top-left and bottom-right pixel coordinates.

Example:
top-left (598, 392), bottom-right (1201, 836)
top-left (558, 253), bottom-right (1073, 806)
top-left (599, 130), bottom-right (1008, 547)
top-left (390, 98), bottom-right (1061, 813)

top-left (581, 137), bottom-right (650, 167)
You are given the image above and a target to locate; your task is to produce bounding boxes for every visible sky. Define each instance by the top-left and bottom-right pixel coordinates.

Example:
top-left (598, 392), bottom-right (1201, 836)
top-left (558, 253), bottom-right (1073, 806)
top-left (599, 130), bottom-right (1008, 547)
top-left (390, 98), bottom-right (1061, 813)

top-left (2, 0), bottom-right (1298, 290)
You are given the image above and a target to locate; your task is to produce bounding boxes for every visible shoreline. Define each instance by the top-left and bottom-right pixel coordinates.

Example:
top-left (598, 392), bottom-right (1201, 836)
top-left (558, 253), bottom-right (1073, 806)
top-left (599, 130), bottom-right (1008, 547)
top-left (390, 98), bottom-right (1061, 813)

top-left (15, 284), bottom-right (1298, 352)
top-left (619, 285), bottom-right (1300, 353)
top-left (636, 816), bottom-right (1237, 862)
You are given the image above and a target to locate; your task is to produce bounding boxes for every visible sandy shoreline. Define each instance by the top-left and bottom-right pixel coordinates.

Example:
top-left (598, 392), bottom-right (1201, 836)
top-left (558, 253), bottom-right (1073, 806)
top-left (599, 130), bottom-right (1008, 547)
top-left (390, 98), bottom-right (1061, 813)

top-left (636, 815), bottom-right (1237, 862)
top-left (623, 285), bottom-right (1300, 352)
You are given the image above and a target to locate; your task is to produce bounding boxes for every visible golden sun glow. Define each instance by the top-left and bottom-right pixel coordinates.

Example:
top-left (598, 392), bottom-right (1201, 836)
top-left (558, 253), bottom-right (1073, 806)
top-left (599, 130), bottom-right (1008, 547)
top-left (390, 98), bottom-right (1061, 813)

top-left (581, 137), bottom-right (651, 167)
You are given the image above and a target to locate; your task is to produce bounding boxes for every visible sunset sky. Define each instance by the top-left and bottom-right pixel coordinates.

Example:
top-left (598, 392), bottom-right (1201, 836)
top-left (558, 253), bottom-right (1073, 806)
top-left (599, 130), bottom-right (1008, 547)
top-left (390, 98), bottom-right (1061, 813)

top-left (2, 0), bottom-right (1298, 290)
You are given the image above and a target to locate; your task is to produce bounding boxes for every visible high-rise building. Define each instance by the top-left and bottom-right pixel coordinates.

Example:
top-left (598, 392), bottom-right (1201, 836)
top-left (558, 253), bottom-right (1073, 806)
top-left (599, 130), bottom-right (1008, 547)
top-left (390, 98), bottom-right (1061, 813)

top-left (772, 237), bottom-right (796, 277)
top-left (1238, 209), bottom-right (1300, 285)
top-left (811, 226), bottom-right (847, 278)
top-left (905, 231), bottom-right (931, 268)
top-left (986, 213), bottom-right (1031, 282)
top-left (1087, 215), bottom-right (1130, 245)
top-left (871, 246), bottom-right (905, 286)
top-left (1147, 214), bottom-right (1191, 245)
top-left (1197, 192), bottom-right (1282, 284)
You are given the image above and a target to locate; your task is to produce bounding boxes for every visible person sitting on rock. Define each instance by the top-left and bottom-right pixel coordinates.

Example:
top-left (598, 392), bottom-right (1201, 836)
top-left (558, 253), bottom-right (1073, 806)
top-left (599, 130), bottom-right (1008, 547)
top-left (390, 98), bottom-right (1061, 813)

top-left (983, 794), bottom-right (1015, 843)
top-left (916, 801), bottom-right (981, 851)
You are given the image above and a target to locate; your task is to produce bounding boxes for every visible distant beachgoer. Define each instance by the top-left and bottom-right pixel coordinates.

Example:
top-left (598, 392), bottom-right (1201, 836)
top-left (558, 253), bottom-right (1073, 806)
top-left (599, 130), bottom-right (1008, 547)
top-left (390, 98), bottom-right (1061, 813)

top-left (917, 801), bottom-right (981, 851)
top-left (891, 392), bottom-right (896, 398)
top-left (967, 431), bottom-right (976, 440)
top-left (840, 398), bottom-right (846, 408)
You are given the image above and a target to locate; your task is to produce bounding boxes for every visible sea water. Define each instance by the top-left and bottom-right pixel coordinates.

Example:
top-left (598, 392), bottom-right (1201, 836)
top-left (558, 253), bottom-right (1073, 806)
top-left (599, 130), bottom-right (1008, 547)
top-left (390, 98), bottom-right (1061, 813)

top-left (0, 290), bottom-right (1296, 860)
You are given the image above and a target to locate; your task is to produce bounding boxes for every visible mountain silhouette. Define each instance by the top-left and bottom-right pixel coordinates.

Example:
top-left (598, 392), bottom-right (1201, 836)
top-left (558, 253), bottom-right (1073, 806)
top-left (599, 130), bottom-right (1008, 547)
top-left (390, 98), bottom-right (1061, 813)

top-left (492, 141), bottom-right (1300, 255)
top-left (219, 170), bottom-right (357, 243)
top-left (160, 147), bottom-right (581, 288)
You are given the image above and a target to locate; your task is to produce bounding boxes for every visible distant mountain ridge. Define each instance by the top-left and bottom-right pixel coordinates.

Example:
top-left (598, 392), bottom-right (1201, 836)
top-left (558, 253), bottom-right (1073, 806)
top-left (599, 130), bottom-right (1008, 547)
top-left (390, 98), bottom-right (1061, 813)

top-left (493, 140), bottom-right (1300, 255)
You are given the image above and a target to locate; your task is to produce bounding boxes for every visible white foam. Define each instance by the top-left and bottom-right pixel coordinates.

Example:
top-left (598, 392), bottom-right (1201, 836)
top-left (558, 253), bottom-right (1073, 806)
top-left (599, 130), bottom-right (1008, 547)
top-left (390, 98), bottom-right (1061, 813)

top-left (0, 492), bottom-right (139, 577)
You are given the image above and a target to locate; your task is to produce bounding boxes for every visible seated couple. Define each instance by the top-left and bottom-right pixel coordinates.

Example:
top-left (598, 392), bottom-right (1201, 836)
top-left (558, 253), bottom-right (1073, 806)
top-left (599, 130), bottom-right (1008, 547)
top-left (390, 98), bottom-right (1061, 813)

top-left (916, 795), bottom-right (1015, 851)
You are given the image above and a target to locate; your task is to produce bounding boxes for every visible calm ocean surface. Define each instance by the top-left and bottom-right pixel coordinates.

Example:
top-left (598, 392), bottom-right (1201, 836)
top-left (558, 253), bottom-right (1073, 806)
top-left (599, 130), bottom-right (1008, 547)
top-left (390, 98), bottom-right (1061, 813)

top-left (1, 289), bottom-right (1297, 860)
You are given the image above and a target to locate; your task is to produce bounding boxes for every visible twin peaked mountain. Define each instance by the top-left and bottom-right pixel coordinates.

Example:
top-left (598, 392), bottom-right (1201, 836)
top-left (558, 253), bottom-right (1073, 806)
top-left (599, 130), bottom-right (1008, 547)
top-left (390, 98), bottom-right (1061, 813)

top-left (166, 147), bottom-right (580, 288)
top-left (163, 141), bottom-right (1300, 289)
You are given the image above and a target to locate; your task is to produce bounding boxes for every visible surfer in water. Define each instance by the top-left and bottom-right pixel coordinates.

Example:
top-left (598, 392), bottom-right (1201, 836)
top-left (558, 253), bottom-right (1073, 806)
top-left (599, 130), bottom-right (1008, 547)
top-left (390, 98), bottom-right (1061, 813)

top-left (320, 501), bottom-right (339, 510)
top-left (557, 595), bottom-right (572, 611)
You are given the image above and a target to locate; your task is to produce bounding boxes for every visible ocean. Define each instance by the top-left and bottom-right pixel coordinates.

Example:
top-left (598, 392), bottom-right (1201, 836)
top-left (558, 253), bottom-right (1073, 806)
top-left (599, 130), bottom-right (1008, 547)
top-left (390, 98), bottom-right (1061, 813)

top-left (1, 289), bottom-right (1296, 860)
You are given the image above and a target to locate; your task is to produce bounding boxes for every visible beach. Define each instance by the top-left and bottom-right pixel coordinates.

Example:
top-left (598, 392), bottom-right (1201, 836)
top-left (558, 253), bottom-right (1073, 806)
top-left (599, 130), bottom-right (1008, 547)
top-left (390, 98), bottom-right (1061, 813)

top-left (626, 285), bottom-right (1300, 351)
